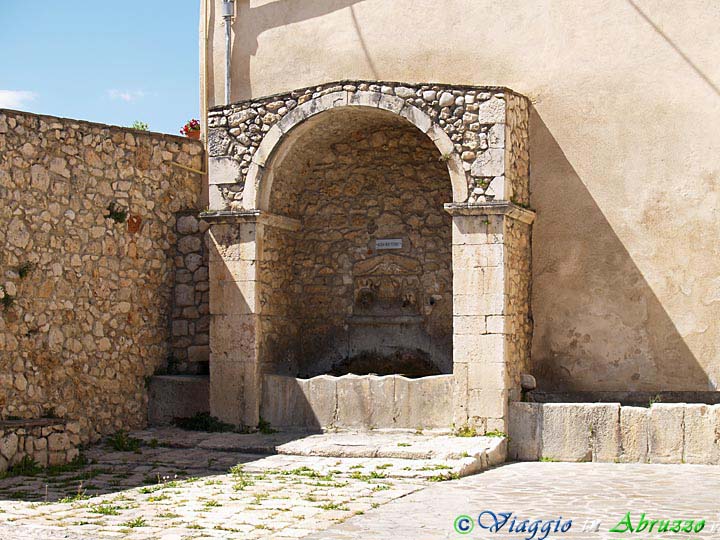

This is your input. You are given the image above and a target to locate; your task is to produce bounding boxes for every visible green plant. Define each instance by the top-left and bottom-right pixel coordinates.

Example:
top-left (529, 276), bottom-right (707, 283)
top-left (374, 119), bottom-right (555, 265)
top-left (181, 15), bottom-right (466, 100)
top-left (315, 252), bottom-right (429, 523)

top-left (107, 431), bottom-right (141, 452)
top-left (320, 502), bottom-right (348, 511)
top-left (157, 512), bottom-right (180, 518)
top-left (454, 425), bottom-right (479, 437)
top-left (230, 464), bottom-right (255, 491)
top-left (438, 153), bottom-right (451, 162)
top-left (122, 517), bottom-right (147, 528)
top-left (105, 203), bottom-right (128, 224)
top-left (428, 472), bottom-right (460, 482)
top-left (7, 456), bottom-right (42, 477)
top-left (58, 486), bottom-right (89, 503)
top-left (46, 455), bottom-right (88, 476)
top-left (397, 442), bottom-right (411, 447)
top-left (349, 470), bottom-right (387, 481)
top-left (485, 429), bottom-right (507, 438)
top-left (419, 464), bottom-right (452, 471)
top-left (173, 412), bottom-right (235, 433)
top-left (42, 406), bottom-right (57, 419)
top-left (131, 121), bottom-right (149, 131)
top-left (511, 198), bottom-right (532, 210)
top-left (17, 262), bottom-right (34, 279)
top-left (649, 394), bottom-right (663, 406)
top-left (257, 417), bottom-right (277, 434)
top-left (91, 504), bottom-right (120, 515)
top-left (0, 286), bottom-right (14, 310)
top-left (539, 456), bottom-right (558, 462)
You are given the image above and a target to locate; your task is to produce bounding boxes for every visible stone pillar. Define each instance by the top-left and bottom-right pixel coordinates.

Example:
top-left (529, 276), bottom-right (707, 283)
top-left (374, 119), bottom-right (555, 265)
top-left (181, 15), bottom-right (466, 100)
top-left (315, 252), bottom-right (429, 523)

top-left (206, 216), bottom-right (261, 426)
top-left (205, 211), bottom-right (300, 428)
top-left (447, 203), bottom-right (535, 433)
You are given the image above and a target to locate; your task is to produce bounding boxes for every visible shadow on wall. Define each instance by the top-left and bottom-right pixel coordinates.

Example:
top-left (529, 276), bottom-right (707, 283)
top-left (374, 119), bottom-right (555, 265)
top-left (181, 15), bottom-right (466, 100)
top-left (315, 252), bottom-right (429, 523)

top-left (210, 0), bottom-right (367, 101)
top-left (529, 107), bottom-right (711, 392)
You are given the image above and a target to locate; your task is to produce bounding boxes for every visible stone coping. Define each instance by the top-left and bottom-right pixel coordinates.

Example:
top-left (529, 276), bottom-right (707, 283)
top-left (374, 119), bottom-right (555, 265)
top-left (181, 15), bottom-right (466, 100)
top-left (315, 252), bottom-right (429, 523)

top-left (0, 107), bottom-right (203, 145)
top-left (526, 390), bottom-right (720, 406)
top-left (199, 209), bottom-right (301, 230)
top-left (444, 201), bottom-right (536, 223)
top-left (208, 79), bottom-right (527, 112)
top-left (286, 373), bottom-right (454, 382)
top-left (0, 418), bottom-right (67, 429)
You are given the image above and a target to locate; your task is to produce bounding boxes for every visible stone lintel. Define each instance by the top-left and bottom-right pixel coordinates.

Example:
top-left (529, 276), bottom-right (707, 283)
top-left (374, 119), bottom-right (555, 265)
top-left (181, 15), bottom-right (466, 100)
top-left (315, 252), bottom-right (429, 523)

top-left (200, 210), bottom-right (301, 231)
top-left (444, 202), bottom-right (536, 224)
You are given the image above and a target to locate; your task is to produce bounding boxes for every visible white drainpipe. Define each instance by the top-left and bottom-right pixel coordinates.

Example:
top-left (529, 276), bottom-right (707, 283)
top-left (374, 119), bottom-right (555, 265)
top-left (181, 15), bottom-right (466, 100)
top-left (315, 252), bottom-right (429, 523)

top-left (222, 0), bottom-right (235, 105)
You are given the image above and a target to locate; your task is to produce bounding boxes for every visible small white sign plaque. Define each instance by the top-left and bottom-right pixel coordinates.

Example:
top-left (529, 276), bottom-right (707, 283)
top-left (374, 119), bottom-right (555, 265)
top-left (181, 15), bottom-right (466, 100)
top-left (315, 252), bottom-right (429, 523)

top-left (375, 238), bottom-right (403, 250)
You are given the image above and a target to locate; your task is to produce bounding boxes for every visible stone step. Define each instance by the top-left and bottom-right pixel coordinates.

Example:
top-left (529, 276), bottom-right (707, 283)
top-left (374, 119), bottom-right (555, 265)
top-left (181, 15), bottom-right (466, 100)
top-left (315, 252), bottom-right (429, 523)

top-left (131, 428), bottom-right (506, 478)
top-left (274, 432), bottom-right (505, 462)
top-left (241, 453), bottom-right (491, 479)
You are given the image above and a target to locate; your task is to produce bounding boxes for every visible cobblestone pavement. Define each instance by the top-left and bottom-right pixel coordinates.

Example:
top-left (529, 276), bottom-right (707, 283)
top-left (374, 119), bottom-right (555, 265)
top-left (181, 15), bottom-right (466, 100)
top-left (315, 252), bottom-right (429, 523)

top-left (307, 462), bottom-right (720, 540)
top-left (0, 428), bottom-right (465, 539)
top-left (1, 432), bottom-right (718, 540)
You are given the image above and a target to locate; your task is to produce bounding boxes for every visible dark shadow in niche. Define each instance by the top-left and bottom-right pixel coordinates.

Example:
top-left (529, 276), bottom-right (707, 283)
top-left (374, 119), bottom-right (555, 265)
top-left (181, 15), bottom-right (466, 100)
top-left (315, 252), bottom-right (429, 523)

top-left (529, 107), bottom-right (712, 393)
top-left (208, 0), bottom-right (369, 101)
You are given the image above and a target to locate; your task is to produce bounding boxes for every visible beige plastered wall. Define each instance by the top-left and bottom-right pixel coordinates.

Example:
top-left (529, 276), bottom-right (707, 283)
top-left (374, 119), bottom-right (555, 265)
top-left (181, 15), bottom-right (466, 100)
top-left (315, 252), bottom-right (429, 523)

top-left (200, 0), bottom-right (720, 392)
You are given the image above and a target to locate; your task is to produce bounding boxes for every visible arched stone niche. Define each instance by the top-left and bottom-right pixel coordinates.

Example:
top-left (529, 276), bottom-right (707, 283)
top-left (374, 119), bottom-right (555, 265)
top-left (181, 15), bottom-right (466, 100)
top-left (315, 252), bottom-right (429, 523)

top-left (207, 81), bottom-right (530, 210)
top-left (204, 81), bottom-right (534, 434)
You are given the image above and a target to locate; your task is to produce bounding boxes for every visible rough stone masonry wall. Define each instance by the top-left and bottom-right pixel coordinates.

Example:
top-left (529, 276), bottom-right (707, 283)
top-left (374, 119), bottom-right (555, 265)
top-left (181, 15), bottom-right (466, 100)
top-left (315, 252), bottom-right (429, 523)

top-left (207, 80), bottom-right (529, 210)
top-left (257, 223), bottom-right (298, 376)
top-left (504, 218), bottom-right (533, 397)
top-left (0, 419), bottom-right (80, 472)
top-left (171, 213), bottom-right (210, 373)
top-left (0, 109), bottom-right (204, 444)
top-left (262, 120), bottom-right (453, 377)
top-left (503, 93), bottom-right (530, 207)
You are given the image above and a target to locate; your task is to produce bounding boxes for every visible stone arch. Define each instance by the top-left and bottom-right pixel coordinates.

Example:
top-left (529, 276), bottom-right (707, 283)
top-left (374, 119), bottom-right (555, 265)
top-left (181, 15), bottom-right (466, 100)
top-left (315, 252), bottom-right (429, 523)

top-left (242, 91), bottom-right (468, 211)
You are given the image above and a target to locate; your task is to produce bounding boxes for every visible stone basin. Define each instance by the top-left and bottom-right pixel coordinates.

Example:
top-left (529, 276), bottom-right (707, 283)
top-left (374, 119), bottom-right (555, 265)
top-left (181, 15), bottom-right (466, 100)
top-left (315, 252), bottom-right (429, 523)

top-left (261, 373), bottom-right (454, 431)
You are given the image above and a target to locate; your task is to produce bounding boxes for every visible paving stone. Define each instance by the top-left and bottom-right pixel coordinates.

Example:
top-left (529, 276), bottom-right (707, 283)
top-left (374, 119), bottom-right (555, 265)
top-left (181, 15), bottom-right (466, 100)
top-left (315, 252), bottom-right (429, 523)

top-left (0, 427), bottom-right (499, 540)
top-left (303, 462), bottom-right (720, 539)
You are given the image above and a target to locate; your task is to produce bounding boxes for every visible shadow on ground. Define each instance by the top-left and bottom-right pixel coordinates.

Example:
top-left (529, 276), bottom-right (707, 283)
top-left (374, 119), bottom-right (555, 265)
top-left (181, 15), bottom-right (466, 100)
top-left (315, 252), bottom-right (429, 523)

top-left (0, 428), bottom-right (303, 503)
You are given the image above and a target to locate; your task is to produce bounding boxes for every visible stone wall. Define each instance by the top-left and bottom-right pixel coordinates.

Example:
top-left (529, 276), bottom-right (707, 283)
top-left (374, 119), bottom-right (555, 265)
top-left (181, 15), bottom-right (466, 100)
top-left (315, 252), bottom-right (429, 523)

top-left (0, 419), bottom-right (79, 471)
top-left (171, 213), bottom-right (210, 373)
top-left (508, 401), bottom-right (720, 464)
top-left (257, 223), bottom-right (298, 376)
top-left (261, 118), bottom-right (453, 377)
top-left (504, 218), bottom-right (533, 396)
top-left (504, 94), bottom-right (530, 207)
top-left (0, 109), bottom-right (204, 443)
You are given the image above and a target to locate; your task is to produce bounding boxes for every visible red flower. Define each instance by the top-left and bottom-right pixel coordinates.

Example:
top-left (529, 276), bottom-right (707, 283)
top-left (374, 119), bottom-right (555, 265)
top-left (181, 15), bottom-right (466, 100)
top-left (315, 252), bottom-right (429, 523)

top-left (180, 119), bottom-right (201, 135)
